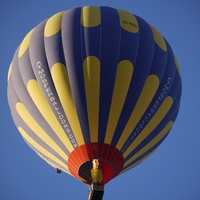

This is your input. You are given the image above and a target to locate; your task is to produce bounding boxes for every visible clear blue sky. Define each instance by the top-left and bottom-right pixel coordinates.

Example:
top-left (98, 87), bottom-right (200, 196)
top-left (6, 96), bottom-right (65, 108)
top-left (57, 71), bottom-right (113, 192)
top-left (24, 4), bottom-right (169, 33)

top-left (1, 0), bottom-right (200, 199)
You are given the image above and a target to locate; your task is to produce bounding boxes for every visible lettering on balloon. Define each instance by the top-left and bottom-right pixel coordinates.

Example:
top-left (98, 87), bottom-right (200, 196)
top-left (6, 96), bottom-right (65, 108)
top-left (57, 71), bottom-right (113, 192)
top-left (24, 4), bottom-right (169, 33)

top-left (121, 77), bottom-right (172, 153)
top-left (36, 61), bottom-right (77, 148)
top-left (122, 20), bottom-right (137, 28)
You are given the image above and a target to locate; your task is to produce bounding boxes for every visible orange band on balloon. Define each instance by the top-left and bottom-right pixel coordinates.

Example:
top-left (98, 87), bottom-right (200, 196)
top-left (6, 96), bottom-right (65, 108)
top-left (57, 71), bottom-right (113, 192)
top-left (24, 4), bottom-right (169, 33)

top-left (68, 143), bottom-right (124, 184)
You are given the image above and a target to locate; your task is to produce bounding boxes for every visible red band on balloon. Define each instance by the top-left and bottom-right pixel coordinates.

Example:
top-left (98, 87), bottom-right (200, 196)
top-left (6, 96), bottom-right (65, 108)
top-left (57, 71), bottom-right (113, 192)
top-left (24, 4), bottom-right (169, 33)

top-left (68, 143), bottom-right (124, 184)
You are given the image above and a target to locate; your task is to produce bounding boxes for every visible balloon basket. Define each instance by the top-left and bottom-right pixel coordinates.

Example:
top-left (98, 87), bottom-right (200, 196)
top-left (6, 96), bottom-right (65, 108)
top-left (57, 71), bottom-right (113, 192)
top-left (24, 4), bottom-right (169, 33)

top-left (88, 182), bottom-right (104, 200)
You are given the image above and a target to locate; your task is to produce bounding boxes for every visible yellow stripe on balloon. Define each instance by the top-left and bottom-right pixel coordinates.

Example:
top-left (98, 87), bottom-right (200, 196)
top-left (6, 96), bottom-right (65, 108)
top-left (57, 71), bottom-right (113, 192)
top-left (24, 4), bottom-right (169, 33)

top-left (18, 29), bottom-right (34, 58)
top-left (116, 75), bottom-right (159, 150)
top-left (81, 6), bottom-right (101, 27)
top-left (104, 60), bottom-right (133, 144)
top-left (124, 121), bottom-right (173, 167)
top-left (18, 127), bottom-right (68, 171)
top-left (149, 24), bottom-right (167, 52)
top-left (44, 12), bottom-right (64, 37)
top-left (174, 56), bottom-right (181, 75)
top-left (7, 62), bottom-right (12, 82)
top-left (117, 9), bottom-right (138, 33)
top-left (123, 96), bottom-right (173, 158)
top-left (51, 63), bottom-right (84, 146)
top-left (27, 79), bottom-right (74, 152)
top-left (83, 56), bottom-right (100, 142)
top-left (16, 102), bottom-right (68, 161)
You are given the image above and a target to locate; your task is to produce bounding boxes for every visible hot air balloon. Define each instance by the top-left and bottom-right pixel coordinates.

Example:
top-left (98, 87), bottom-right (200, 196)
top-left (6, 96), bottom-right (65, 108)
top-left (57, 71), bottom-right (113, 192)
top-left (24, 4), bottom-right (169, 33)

top-left (7, 6), bottom-right (181, 200)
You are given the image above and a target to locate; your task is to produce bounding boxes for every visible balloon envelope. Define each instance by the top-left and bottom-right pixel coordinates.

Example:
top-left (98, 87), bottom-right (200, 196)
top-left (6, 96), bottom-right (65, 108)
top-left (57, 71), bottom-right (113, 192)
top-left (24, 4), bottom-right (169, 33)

top-left (7, 6), bottom-right (181, 185)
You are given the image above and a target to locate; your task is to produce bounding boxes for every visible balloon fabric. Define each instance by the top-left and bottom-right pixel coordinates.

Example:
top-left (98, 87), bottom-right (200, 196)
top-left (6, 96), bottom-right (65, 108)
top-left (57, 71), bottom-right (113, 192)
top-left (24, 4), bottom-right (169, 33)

top-left (7, 6), bottom-right (181, 187)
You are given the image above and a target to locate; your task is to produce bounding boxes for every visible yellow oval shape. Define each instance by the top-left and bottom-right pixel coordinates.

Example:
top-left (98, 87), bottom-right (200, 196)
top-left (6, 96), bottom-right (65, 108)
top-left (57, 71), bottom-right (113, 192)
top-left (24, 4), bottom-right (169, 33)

top-left (149, 24), bottom-right (167, 51)
top-left (174, 56), bottom-right (181, 75)
top-left (44, 12), bottom-right (64, 37)
top-left (18, 29), bottom-right (34, 58)
top-left (7, 62), bottom-right (12, 82)
top-left (117, 9), bottom-right (138, 33)
top-left (81, 6), bottom-right (101, 27)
